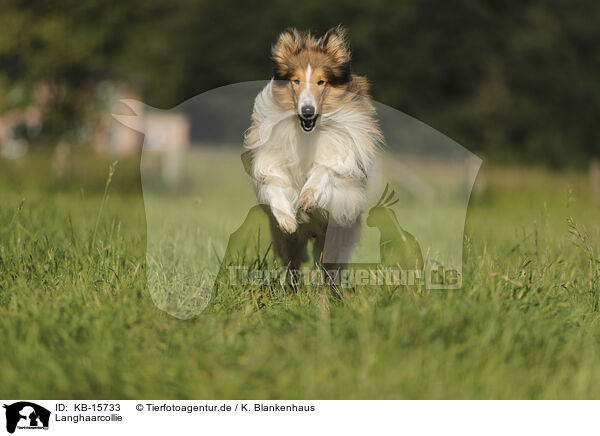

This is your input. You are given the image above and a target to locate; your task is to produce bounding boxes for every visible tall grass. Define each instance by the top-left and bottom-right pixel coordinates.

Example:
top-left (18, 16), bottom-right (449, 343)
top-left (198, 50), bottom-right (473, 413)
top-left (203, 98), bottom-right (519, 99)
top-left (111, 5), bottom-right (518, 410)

top-left (0, 149), bottom-right (599, 398)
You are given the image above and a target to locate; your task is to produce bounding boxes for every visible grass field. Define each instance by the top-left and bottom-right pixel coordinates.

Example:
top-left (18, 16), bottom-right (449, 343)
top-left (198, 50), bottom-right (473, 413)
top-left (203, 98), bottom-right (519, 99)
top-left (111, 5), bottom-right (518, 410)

top-left (1, 148), bottom-right (599, 399)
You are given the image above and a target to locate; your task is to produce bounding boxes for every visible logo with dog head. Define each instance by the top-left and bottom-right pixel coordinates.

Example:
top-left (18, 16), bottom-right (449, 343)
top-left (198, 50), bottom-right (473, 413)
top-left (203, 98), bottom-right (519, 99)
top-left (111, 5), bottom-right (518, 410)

top-left (3, 402), bottom-right (50, 433)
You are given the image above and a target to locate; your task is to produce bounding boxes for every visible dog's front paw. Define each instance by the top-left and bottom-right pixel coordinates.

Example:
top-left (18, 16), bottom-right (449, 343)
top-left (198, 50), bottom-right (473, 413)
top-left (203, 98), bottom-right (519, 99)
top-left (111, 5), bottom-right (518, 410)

top-left (275, 212), bottom-right (298, 234)
top-left (298, 187), bottom-right (317, 211)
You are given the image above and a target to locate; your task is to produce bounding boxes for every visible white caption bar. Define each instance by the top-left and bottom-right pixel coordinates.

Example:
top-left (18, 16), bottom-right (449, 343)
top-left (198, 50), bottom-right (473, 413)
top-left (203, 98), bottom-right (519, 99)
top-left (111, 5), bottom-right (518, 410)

top-left (0, 400), bottom-right (596, 435)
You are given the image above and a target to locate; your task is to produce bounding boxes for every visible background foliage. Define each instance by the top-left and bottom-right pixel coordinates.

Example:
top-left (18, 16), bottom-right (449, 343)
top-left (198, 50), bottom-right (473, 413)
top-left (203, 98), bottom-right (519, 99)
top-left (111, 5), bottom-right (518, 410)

top-left (1, 0), bottom-right (599, 165)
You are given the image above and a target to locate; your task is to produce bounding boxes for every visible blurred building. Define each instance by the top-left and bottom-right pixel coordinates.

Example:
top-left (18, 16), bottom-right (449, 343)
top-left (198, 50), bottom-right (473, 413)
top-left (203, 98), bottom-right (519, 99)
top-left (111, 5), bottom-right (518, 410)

top-left (0, 111), bottom-right (29, 159)
top-left (101, 99), bottom-right (191, 186)
top-left (94, 104), bottom-right (191, 157)
top-left (0, 84), bottom-right (48, 159)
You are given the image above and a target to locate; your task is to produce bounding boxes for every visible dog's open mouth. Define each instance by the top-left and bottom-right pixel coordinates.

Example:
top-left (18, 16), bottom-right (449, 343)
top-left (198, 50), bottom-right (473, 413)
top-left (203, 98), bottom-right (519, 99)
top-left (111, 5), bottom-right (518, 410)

top-left (299, 115), bottom-right (318, 132)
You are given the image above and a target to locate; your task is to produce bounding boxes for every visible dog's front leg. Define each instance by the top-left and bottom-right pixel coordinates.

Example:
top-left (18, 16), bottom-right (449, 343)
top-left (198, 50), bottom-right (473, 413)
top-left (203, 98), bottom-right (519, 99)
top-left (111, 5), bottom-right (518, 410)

top-left (327, 176), bottom-right (367, 226)
top-left (298, 164), bottom-right (333, 212)
top-left (258, 181), bottom-right (298, 234)
top-left (299, 165), bottom-right (366, 227)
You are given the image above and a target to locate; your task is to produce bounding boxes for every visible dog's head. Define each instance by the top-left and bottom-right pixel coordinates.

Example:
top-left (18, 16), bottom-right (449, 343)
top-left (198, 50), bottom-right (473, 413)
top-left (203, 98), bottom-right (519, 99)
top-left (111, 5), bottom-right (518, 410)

top-left (271, 26), bottom-right (353, 133)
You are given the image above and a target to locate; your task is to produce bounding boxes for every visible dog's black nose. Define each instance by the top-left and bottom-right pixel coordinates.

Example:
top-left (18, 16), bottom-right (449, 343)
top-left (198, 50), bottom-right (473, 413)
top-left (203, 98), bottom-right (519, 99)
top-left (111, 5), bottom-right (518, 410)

top-left (301, 105), bottom-right (315, 119)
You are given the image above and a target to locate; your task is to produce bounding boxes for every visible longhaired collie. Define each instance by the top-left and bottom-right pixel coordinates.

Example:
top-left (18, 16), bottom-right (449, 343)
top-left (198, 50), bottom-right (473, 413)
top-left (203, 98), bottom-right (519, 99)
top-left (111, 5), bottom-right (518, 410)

top-left (243, 26), bottom-right (382, 276)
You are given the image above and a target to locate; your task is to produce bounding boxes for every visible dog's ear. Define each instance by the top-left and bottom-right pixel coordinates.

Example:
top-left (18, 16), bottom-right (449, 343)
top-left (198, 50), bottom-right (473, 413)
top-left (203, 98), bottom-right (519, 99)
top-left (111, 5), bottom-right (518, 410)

top-left (319, 26), bottom-right (350, 64)
top-left (272, 28), bottom-right (302, 62)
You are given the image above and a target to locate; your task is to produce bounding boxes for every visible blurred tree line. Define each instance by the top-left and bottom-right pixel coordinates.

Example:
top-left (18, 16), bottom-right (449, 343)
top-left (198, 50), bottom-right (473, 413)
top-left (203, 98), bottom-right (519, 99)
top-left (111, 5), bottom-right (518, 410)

top-left (1, 0), bottom-right (599, 167)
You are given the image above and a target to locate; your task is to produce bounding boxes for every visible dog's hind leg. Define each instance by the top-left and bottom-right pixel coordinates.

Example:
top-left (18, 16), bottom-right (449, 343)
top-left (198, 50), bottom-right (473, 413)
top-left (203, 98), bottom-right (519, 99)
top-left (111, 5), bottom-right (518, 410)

top-left (317, 216), bottom-right (361, 288)
top-left (267, 210), bottom-right (308, 285)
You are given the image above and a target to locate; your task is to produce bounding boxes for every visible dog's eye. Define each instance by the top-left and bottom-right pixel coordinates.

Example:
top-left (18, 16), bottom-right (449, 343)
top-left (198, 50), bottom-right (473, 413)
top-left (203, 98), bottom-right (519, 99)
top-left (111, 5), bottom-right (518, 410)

top-left (293, 80), bottom-right (300, 85)
top-left (317, 80), bottom-right (325, 86)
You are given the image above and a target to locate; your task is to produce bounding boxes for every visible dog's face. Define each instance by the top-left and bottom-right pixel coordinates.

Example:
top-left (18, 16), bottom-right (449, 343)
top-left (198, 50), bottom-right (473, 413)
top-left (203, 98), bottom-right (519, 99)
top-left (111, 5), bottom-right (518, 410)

top-left (271, 26), bottom-right (352, 132)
